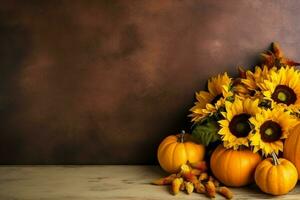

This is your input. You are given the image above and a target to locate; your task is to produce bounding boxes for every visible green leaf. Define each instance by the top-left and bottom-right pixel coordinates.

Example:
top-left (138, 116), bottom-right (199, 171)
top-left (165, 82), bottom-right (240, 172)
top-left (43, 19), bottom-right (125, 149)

top-left (192, 117), bottom-right (220, 146)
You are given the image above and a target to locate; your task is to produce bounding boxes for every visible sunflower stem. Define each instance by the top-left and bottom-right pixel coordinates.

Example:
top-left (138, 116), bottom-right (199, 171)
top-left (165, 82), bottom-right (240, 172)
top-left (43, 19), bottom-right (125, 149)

top-left (271, 152), bottom-right (280, 166)
top-left (180, 130), bottom-right (185, 143)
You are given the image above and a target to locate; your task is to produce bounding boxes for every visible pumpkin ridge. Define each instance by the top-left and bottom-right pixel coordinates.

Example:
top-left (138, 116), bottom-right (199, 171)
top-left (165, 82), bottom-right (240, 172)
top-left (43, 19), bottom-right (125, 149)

top-left (158, 139), bottom-right (176, 158)
top-left (172, 143), bottom-right (185, 171)
top-left (289, 132), bottom-right (297, 169)
top-left (160, 136), bottom-right (176, 148)
top-left (260, 162), bottom-right (271, 193)
top-left (248, 151), bottom-right (255, 182)
top-left (210, 146), bottom-right (224, 183)
top-left (264, 163), bottom-right (272, 191)
top-left (272, 167), bottom-right (279, 194)
top-left (158, 141), bottom-right (175, 162)
top-left (158, 136), bottom-right (176, 153)
top-left (250, 152), bottom-right (261, 175)
top-left (183, 143), bottom-right (189, 161)
top-left (258, 164), bottom-right (270, 176)
top-left (238, 150), bottom-right (243, 185)
top-left (284, 160), bottom-right (298, 188)
top-left (216, 147), bottom-right (226, 173)
top-left (225, 149), bottom-right (233, 185)
top-left (248, 151), bottom-right (258, 181)
top-left (295, 130), bottom-right (300, 173)
top-left (210, 148), bottom-right (217, 178)
top-left (214, 146), bottom-right (225, 163)
top-left (185, 142), bottom-right (199, 163)
top-left (211, 146), bottom-right (222, 168)
top-left (277, 165), bottom-right (284, 195)
top-left (164, 143), bottom-right (177, 172)
top-left (162, 137), bottom-right (177, 147)
top-left (284, 124), bottom-right (300, 180)
top-left (217, 149), bottom-right (227, 184)
top-left (169, 143), bottom-right (179, 172)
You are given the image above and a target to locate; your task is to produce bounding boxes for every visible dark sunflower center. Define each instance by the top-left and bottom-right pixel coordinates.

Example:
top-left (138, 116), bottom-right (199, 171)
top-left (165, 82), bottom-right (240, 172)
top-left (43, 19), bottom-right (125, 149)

top-left (260, 120), bottom-right (282, 142)
top-left (271, 85), bottom-right (297, 105)
top-left (229, 114), bottom-right (251, 138)
top-left (249, 90), bottom-right (256, 97)
top-left (211, 94), bottom-right (222, 104)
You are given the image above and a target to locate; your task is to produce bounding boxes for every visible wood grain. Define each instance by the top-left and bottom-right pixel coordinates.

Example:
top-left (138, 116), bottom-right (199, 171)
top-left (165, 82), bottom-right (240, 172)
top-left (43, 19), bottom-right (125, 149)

top-left (0, 165), bottom-right (299, 199)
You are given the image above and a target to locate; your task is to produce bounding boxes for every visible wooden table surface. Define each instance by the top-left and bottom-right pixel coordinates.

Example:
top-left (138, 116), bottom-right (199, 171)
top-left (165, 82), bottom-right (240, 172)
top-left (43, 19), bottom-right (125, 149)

top-left (0, 165), bottom-right (299, 200)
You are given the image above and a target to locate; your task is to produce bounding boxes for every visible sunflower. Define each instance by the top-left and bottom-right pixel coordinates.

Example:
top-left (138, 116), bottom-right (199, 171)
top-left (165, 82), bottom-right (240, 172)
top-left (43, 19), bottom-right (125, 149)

top-left (249, 107), bottom-right (298, 155)
top-left (189, 91), bottom-right (214, 122)
top-left (189, 73), bottom-right (232, 122)
top-left (218, 97), bottom-right (260, 150)
top-left (231, 79), bottom-right (253, 99)
top-left (241, 65), bottom-right (275, 92)
top-left (259, 66), bottom-right (300, 111)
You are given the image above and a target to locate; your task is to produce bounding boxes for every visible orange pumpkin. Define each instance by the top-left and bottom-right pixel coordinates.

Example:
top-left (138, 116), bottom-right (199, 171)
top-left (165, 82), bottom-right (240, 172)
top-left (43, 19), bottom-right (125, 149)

top-left (210, 145), bottom-right (261, 187)
top-left (157, 131), bottom-right (205, 173)
top-left (255, 153), bottom-right (298, 195)
top-left (283, 124), bottom-right (300, 179)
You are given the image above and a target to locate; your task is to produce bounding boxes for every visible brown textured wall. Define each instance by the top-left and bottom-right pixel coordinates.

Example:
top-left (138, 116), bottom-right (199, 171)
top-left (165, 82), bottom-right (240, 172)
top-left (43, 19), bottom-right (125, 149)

top-left (0, 0), bottom-right (300, 164)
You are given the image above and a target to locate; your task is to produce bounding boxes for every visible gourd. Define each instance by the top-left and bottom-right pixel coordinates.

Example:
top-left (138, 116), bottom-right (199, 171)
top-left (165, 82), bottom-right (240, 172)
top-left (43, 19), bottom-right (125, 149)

top-left (283, 124), bottom-right (300, 179)
top-left (210, 145), bottom-right (261, 187)
top-left (157, 131), bottom-right (205, 173)
top-left (255, 152), bottom-right (298, 195)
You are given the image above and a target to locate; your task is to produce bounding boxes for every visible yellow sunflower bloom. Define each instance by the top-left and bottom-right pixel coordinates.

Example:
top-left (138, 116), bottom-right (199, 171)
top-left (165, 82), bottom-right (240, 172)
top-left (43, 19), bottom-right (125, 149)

top-left (232, 82), bottom-right (252, 98)
top-left (189, 91), bottom-right (214, 122)
top-left (189, 73), bottom-right (232, 122)
top-left (249, 107), bottom-right (298, 156)
top-left (207, 72), bottom-right (232, 98)
top-left (259, 66), bottom-right (300, 111)
top-left (242, 65), bottom-right (275, 92)
top-left (218, 97), bottom-right (260, 150)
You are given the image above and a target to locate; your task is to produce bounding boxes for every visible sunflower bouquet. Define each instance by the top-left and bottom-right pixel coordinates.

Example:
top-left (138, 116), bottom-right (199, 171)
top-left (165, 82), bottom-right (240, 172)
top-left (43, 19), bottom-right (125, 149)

top-left (190, 42), bottom-right (300, 156)
top-left (153, 43), bottom-right (300, 197)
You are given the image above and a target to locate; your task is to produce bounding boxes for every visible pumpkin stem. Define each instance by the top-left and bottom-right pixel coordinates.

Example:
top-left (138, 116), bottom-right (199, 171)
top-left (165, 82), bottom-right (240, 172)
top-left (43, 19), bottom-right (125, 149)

top-left (180, 130), bottom-right (185, 143)
top-left (271, 152), bottom-right (280, 166)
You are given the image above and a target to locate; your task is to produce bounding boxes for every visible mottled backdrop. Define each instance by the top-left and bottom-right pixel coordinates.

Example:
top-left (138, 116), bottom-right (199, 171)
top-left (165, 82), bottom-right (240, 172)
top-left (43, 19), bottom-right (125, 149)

top-left (0, 0), bottom-right (300, 164)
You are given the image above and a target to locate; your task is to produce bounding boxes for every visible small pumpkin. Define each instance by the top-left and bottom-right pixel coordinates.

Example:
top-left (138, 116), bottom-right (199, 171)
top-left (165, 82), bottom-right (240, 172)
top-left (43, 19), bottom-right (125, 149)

top-left (283, 124), bottom-right (300, 179)
top-left (210, 145), bottom-right (261, 187)
top-left (255, 152), bottom-right (298, 195)
top-left (157, 131), bottom-right (205, 173)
